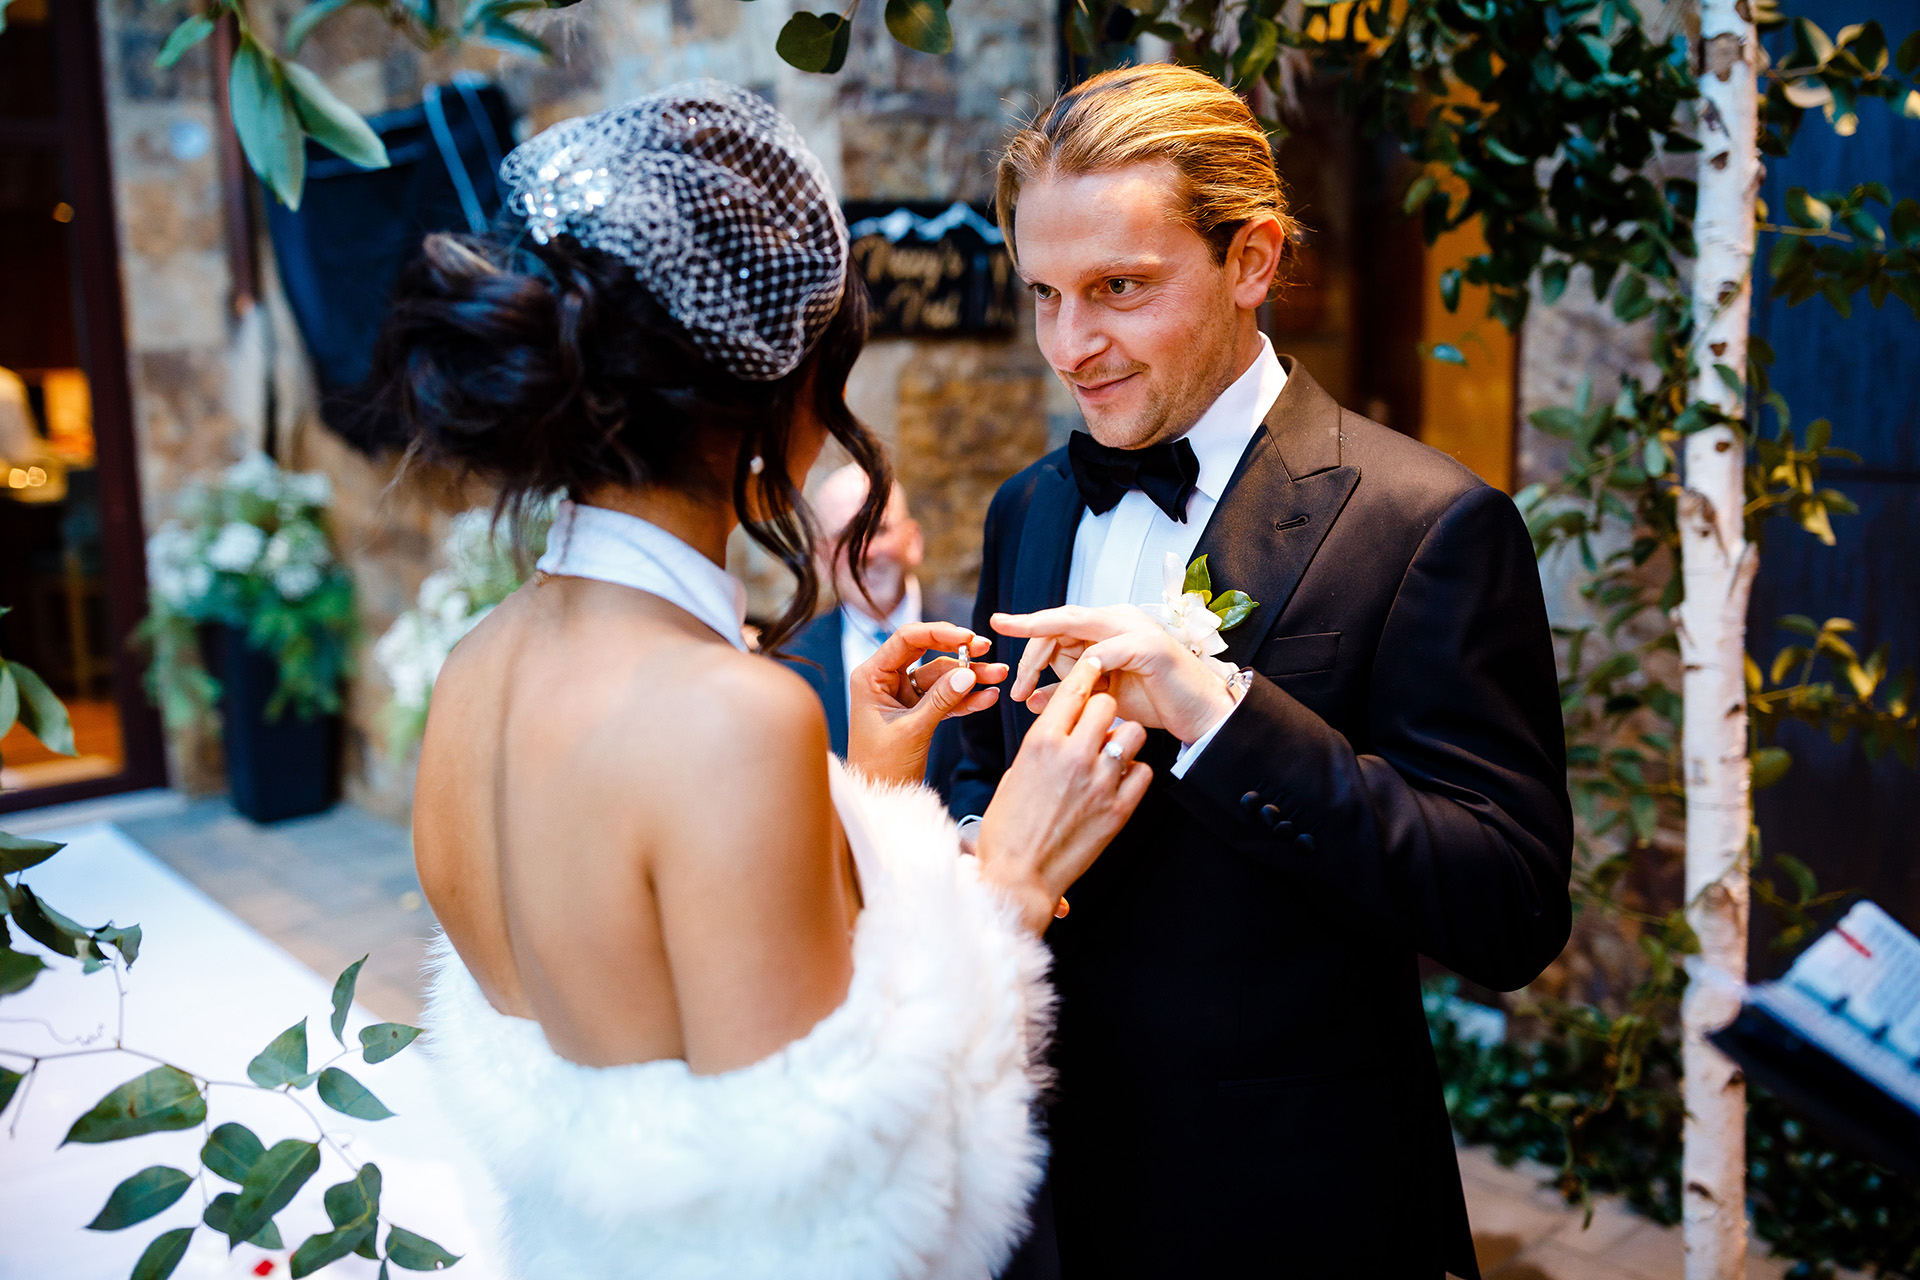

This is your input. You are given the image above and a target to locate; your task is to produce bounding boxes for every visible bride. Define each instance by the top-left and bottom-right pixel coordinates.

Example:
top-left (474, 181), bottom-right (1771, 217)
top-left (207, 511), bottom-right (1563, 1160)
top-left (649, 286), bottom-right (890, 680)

top-left (371, 82), bottom-right (1152, 1278)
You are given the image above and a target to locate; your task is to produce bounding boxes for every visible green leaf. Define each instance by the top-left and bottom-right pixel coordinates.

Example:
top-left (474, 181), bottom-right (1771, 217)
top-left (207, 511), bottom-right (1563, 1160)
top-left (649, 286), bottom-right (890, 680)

top-left (0, 829), bottom-right (64, 875)
top-left (203, 1193), bottom-right (285, 1248)
top-left (292, 1164), bottom-right (382, 1277)
top-left (284, 63), bottom-right (389, 170)
top-left (0, 663), bottom-right (18, 739)
top-left (1230, 14), bottom-right (1278, 84)
top-left (64, 1066), bottom-right (206, 1145)
top-left (286, 0), bottom-right (359, 52)
top-left (1208, 590), bottom-right (1258, 631)
top-left (0, 1066), bottom-right (22, 1113)
top-left (95, 922), bottom-right (142, 967)
top-left (331, 955), bottom-right (367, 1043)
top-left (0, 947), bottom-right (45, 994)
top-left (1794, 17), bottom-right (1836, 68)
top-left (5, 882), bottom-right (96, 962)
top-left (884, 0), bottom-right (952, 55)
top-left (1776, 852), bottom-right (1821, 903)
top-left (1401, 173), bottom-right (1437, 217)
top-left (201, 1122), bottom-right (266, 1184)
top-left (1438, 268), bottom-right (1462, 312)
top-left (1540, 260), bottom-right (1569, 305)
top-left (386, 1224), bottom-right (462, 1271)
top-left (1898, 29), bottom-right (1920, 75)
top-left (1751, 745), bottom-right (1792, 790)
top-left (7, 661), bottom-right (74, 755)
top-left (131, 1227), bottom-right (194, 1280)
top-left (1784, 187), bottom-right (1833, 230)
top-left (223, 1139), bottom-right (320, 1246)
top-left (1611, 272), bottom-right (1652, 321)
top-left (1627, 791), bottom-right (1658, 844)
top-left (228, 37), bottom-right (307, 209)
top-left (776, 10), bottom-right (852, 73)
top-left (86, 1166), bottom-right (193, 1231)
top-left (1182, 555), bottom-right (1212, 598)
top-left (248, 1018), bottom-right (309, 1088)
top-left (155, 13), bottom-right (216, 68)
top-left (318, 1067), bottom-right (394, 1120)
top-left (1643, 436), bottom-right (1668, 477)
top-left (359, 1021), bottom-right (420, 1064)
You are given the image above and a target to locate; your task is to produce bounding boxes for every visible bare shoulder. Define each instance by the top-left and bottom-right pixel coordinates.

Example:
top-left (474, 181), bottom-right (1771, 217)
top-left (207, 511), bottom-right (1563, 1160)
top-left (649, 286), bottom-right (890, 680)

top-left (633, 644), bottom-right (824, 763)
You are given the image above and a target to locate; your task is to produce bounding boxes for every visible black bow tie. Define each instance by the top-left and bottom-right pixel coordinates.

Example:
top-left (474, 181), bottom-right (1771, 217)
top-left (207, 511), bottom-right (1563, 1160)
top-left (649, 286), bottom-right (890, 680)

top-left (1067, 430), bottom-right (1201, 523)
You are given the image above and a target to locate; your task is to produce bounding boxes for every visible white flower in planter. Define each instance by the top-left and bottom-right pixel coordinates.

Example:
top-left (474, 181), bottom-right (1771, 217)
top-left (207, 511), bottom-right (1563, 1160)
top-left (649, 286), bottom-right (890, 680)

top-left (205, 521), bottom-right (267, 573)
top-left (272, 562), bottom-right (324, 601)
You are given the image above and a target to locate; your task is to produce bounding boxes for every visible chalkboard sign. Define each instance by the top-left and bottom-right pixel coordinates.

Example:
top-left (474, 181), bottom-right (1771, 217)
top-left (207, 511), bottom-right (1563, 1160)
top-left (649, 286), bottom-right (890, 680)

top-left (844, 201), bottom-right (1020, 337)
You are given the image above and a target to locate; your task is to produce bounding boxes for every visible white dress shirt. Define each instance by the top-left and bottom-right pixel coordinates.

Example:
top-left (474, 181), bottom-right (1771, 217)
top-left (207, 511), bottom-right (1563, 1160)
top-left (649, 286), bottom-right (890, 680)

top-left (839, 576), bottom-right (923, 723)
top-left (1064, 335), bottom-right (1286, 774)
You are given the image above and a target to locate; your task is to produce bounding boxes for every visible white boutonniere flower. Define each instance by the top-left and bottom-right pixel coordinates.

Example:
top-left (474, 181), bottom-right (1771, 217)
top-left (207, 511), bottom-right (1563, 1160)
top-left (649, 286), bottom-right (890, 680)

top-left (1146, 552), bottom-right (1259, 680)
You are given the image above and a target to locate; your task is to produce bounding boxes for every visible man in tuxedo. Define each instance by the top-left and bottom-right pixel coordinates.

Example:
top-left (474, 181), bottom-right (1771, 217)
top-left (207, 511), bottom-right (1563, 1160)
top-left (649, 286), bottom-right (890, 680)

top-left (784, 465), bottom-right (965, 798)
top-left (952, 64), bottom-right (1573, 1278)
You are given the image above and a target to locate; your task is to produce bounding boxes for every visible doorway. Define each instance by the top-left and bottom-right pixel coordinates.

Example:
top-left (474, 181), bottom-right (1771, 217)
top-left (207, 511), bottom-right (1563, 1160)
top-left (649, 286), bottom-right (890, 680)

top-left (0, 0), bottom-right (164, 809)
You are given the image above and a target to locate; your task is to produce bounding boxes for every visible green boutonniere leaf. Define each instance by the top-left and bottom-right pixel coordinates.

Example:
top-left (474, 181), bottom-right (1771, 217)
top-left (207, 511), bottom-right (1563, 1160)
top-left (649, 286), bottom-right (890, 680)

top-left (1210, 590), bottom-right (1259, 631)
top-left (1182, 554), bottom-right (1213, 602)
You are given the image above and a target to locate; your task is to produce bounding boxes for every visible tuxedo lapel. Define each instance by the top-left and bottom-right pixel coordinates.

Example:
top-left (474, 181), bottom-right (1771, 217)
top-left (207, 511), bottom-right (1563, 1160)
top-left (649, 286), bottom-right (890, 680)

top-left (1003, 459), bottom-right (1083, 747)
top-left (1192, 359), bottom-right (1360, 667)
top-left (1010, 459), bottom-right (1084, 617)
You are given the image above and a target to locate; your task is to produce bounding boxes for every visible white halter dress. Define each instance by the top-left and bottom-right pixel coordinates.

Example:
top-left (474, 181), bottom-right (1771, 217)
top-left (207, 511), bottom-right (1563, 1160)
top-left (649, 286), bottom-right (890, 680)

top-left (421, 501), bottom-right (1054, 1280)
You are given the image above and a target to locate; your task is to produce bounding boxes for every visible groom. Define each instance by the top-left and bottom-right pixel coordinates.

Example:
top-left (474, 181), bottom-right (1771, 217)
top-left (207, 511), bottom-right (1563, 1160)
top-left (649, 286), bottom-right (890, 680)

top-left (951, 64), bottom-right (1573, 1278)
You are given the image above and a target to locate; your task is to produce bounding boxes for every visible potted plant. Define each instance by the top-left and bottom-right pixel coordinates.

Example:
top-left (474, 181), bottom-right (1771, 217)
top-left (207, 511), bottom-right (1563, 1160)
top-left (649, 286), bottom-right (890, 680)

top-left (373, 503), bottom-right (551, 761)
top-left (142, 454), bottom-right (358, 822)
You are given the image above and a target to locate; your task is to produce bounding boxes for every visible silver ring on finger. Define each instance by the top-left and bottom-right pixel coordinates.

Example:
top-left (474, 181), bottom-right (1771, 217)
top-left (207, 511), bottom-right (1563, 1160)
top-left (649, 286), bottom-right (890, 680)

top-left (1102, 739), bottom-right (1126, 762)
top-left (908, 665), bottom-right (927, 695)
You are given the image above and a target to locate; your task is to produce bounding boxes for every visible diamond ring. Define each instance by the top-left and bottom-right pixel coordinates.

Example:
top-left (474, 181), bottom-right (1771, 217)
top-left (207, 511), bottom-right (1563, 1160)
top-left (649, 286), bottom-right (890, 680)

top-left (1102, 740), bottom-right (1125, 761)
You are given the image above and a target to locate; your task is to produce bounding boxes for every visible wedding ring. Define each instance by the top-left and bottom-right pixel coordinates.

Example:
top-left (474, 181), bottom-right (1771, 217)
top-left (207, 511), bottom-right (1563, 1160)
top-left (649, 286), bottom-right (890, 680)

top-left (1102, 740), bottom-right (1125, 761)
top-left (908, 665), bottom-right (927, 694)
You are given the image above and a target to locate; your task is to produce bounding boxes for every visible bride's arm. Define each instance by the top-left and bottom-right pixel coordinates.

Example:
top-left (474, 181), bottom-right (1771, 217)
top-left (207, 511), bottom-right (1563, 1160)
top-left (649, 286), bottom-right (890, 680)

top-left (649, 658), bottom-right (856, 1076)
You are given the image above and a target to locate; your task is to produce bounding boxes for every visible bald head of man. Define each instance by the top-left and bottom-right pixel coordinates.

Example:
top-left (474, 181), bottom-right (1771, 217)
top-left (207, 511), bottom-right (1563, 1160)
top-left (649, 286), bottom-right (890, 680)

top-left (813, 463), bottom-right (924, 622)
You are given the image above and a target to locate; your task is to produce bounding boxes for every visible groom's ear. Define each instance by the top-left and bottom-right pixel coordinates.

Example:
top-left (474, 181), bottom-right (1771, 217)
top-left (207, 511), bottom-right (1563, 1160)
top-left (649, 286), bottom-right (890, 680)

top-left (1226, 215), bottom-right (1288, 311)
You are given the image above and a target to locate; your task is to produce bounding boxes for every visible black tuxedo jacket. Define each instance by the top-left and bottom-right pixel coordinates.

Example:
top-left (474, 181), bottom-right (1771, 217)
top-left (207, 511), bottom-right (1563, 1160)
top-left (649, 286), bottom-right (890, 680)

top-left (780, 606), bottom-right (965, 803)
top-left (951, 360), bottom-right (1573, 1279)
top-left (783, 608), bottom-right (851, 756)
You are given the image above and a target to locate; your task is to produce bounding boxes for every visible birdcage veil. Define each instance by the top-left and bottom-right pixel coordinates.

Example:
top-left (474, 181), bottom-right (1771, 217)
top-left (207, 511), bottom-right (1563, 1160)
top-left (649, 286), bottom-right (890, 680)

top-left (500, 80), bottom-right (849, 382)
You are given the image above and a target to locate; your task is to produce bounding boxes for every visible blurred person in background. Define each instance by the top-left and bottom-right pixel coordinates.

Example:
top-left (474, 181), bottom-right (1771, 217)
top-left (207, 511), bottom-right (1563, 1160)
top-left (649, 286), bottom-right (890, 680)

top-left (784, 463), bottom-right (965, 799)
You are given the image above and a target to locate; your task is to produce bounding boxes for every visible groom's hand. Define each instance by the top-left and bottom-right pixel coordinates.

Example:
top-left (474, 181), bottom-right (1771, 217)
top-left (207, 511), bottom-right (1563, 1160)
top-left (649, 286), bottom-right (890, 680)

top-left (845, 621), bottom-right (1009, 788)
top-left (992, 605), bottom-right (1236, 746)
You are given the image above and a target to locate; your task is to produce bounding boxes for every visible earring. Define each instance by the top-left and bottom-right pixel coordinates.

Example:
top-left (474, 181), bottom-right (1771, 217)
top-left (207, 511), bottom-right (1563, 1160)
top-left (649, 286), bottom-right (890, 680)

top-left (749, 455), bottom-right (765, 475)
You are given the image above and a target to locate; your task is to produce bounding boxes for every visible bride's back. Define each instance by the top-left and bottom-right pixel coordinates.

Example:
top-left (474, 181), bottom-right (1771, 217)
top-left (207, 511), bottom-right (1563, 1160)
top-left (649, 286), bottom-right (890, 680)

top-left (413, 562), bottom-right (858, 1070)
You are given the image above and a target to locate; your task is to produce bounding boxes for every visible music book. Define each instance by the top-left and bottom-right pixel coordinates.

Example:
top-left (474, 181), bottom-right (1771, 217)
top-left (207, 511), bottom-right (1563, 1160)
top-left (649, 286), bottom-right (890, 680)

top-left (1709, 900), bottom-right (1920, 1181)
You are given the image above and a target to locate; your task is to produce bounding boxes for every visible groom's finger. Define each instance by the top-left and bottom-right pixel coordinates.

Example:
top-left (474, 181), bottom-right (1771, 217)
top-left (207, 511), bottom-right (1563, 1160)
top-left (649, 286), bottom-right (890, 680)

top-left (1010, 636), bottom-right (1058, 703)
top-left (992, 606), bottom-right (1129, 643)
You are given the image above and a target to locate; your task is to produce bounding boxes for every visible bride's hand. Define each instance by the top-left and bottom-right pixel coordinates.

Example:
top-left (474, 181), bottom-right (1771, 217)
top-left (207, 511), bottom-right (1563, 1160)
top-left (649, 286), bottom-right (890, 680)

top-left (846, 621), bottom-right (1009, 787)
top-left (975, 654), bottom-right (1153, 935)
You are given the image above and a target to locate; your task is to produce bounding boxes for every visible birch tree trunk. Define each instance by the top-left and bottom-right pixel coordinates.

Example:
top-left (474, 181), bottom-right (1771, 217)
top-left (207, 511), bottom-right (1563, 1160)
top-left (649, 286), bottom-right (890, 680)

top-left (1679, 3), bottom-right (1761, 1277)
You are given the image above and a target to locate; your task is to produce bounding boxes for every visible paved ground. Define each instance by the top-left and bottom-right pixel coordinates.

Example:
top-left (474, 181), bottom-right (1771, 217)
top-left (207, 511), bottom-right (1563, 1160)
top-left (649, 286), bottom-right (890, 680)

top-left (6, 789), bottom-right (1861, 1279)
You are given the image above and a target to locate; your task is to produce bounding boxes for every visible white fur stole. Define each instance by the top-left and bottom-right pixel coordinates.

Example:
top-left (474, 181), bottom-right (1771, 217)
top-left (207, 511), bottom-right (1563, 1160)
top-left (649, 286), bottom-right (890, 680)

top-left (421, 764), bottom-right (1053, 1280)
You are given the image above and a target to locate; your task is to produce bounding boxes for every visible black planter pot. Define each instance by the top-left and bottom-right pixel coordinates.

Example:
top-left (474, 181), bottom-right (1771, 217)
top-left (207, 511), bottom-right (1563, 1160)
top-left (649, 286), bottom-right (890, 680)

top-left (203, 624), bottom-right (339, 823)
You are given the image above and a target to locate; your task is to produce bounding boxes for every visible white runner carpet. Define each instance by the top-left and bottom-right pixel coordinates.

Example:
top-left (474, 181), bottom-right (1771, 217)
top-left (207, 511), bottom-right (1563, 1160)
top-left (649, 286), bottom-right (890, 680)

top-left (0, 822), bottom-right (507, 1280)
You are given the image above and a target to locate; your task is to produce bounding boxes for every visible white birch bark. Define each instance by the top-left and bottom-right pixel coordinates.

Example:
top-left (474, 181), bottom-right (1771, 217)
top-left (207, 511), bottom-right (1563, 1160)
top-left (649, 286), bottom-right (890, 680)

top-left (1679, 3), bottom-right (1761, 1278)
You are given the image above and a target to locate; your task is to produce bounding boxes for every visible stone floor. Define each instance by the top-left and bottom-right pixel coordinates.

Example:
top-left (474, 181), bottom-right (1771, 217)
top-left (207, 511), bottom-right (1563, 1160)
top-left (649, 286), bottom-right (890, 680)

top-left (5, 788), bottom-right (1862, 1280)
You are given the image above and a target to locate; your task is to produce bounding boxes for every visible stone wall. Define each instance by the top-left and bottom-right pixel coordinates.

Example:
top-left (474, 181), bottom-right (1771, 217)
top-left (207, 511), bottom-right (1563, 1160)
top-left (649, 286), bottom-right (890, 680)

top-left (99, 0), bottom-right (1058, 814)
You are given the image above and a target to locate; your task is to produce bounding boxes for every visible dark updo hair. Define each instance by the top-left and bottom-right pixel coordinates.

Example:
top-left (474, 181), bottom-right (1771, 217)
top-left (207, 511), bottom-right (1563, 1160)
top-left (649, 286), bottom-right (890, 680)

top-left (366, 228), bottom-right (888, 652)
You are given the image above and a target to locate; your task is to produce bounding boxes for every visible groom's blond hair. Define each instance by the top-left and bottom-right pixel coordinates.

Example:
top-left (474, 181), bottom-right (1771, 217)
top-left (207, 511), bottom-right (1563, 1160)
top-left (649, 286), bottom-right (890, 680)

top-left (994, 63), bottom-right (1297, 279)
